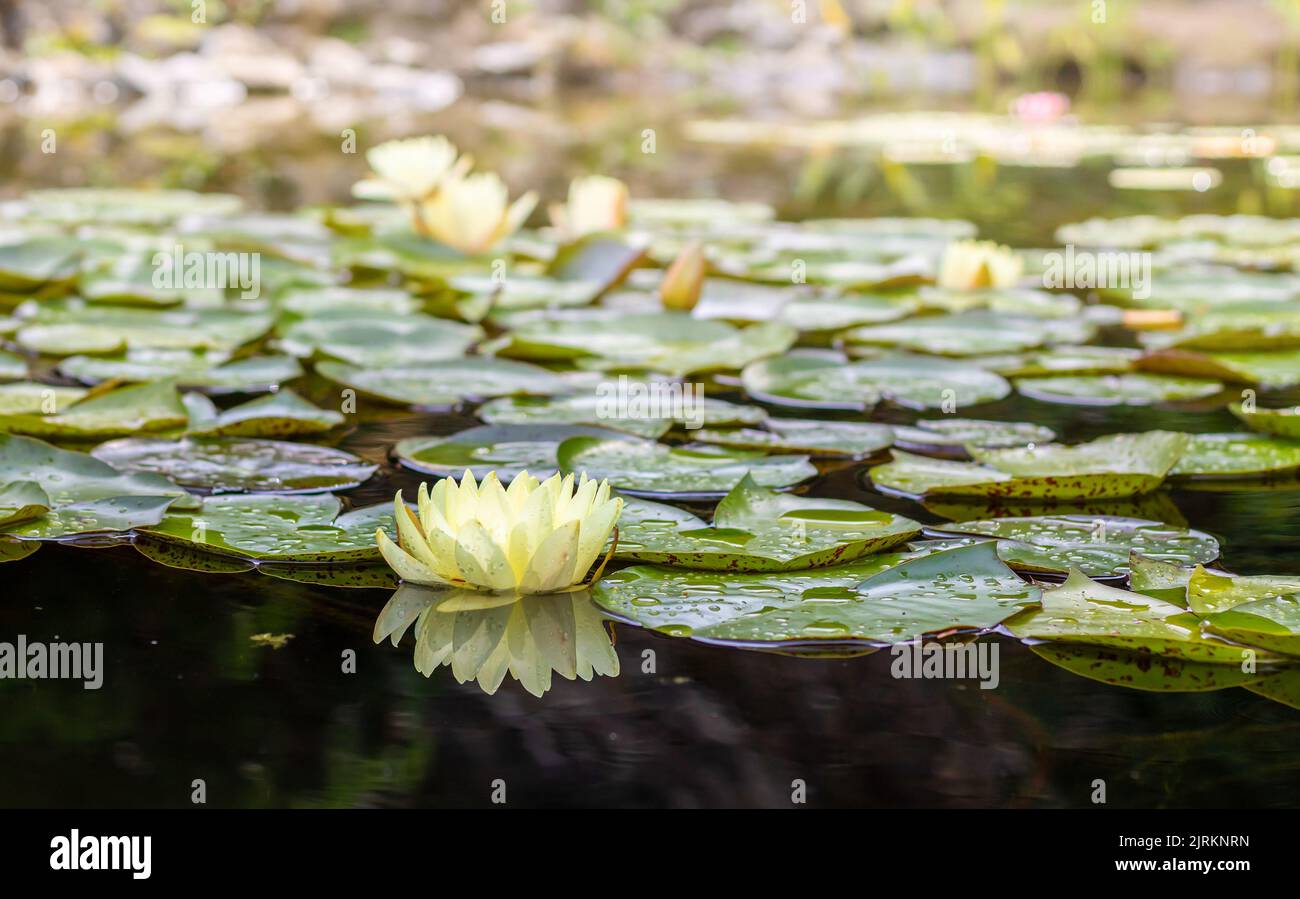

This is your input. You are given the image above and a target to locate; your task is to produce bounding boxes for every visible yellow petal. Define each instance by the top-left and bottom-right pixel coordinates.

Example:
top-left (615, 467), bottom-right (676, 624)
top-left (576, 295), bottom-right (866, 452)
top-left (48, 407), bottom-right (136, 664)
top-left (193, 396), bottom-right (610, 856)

top-left (520, 519), bottom-right (581, 593)
top-left (453, 520), bottom-right (520, 590)
top-left (377, 528), bottom-right (449, 586)
top-left (573, 496), bottom-right (622, 581)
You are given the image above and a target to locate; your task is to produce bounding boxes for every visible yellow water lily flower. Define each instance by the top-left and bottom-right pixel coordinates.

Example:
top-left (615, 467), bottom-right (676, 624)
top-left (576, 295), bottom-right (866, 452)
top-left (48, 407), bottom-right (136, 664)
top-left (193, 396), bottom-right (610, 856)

top-left (549, 175), bottom-right (629, 237)
top-left (416, 171), bottom-right (538, 254)
top-left (376, 470), bottom-right (623, 594)
top-left (937, 239), bottom-right (1023, 290)
top-left (351, 135), bottom-right (472, 204)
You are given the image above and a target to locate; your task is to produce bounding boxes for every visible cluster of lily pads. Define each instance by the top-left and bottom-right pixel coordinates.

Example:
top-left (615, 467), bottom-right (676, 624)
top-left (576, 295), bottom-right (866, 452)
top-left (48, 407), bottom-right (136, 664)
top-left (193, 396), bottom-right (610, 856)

top-left (1, 144), bottom-right (1299, 701)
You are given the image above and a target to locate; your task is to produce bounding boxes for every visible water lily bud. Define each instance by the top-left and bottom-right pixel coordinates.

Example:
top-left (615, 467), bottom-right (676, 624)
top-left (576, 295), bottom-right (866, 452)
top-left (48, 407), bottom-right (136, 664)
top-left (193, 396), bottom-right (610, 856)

top-left (660, 241), bottom-right (706, 310)
top-left (551, 175), bottom-right (629, 237)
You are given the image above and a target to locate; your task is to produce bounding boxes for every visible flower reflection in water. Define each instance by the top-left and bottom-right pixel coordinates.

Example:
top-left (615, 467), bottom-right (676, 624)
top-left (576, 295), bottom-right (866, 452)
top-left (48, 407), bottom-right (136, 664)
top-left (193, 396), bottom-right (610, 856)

top-left (373, 585), bottom-right (619, 697)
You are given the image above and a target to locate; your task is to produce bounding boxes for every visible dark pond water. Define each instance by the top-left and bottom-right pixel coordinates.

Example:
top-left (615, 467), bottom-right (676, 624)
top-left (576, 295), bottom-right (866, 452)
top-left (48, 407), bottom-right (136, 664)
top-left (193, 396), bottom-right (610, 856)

top-left (3, 108), bottom-right (1300, 808)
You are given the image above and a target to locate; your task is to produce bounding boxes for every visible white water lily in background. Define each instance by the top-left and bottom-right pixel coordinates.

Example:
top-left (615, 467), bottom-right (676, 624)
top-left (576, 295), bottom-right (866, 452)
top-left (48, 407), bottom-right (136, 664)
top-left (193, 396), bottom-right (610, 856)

top-left (549, 175), bottom-right (629, 237)
top-left (376, 470), bottom-right (623, 593)
top-left (937, 239), bottom-right (1024, 290)
top-left (351, 135), bottom-right (472, 205)
top-left (417, 171), bottom-right (538, 254)
top-left (373, 585), bottom-right (620, 697)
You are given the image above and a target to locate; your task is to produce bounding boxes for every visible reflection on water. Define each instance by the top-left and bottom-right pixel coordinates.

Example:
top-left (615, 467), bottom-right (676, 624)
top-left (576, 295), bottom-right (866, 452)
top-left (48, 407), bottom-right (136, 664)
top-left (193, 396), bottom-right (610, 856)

top-left (373, 585), bottom-right (618, 697)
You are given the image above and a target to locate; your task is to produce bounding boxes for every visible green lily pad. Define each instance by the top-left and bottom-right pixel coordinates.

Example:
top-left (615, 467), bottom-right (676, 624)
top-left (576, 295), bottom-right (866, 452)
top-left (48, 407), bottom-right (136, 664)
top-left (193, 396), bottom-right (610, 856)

top-left (915, 287), bottom-right (1081, 317)
top-left (845, 311), bottom-right (1092, 356)
top-left (1014, 373), bottom-right (1223, 406)
top-left (394, 424), bottom-right (620, 480)
top-left (316, 357), bottom-right (564, 408)
top-left (92, 436), bottom-right (376, 494)
top-left (892, 418), bottom-right (1055, 455)
top-left (276, 312), bottom-right (483, 367)
top-left (977, 345), bottom-right (1139, 378)
top-left (1138, 348), bottom-right (1300, 389)
top-left (4, 495), bottom-right (178, 541)
top-left (0, 380), bottom-right (187, 438)
top-left (1030, 644), bottom-right (1259, 693)
top-left (1127, 554), bottom-right (1194, 605)
top-left (278, 286), bottom-right (423, 317)
top-left (776, 293), bottom-right (918, 332)
top-left (0, 480), bottom-right (49, 528)
top-left (15, 304), bottom-right (274, 356)
top-left (1141, 302), bottom-right (1300, 352)
top-left (0, 349), bottom-right (26, 380)
top-left (0, 237), bottom-right (83, 293)
top-left (1229, 403), bottom-right (1300, 438)
top-left (259, 561), bottom-right (397, 590)
top-left (1007, 569), bottom-right (1253, 663)
top-left (869, 432), bottom-right (1189, 499)
top-left (449, 274), bottom-right (602, 316)
top-left (0, 433), bottom-right (189, 506)
top-left (557, 434), bottom-right (816, 499)
top-left (1202, 597), bottom-right (1300, 657)
top-left (592, 541), bottom-right (1038, 645)
top-left (185, 389), bottom-right (343, 437)
top-left (1185, 566), bottom-right (1300, 616)
top-left (141, 493), bottom-right (392, 563)
top-left (77, 251), bottom-right (226, 307)
top-left (0, 382), bottom-right (88, 414)
top-left (613, 474), bottom-right (920, 571)
top-left (488, 312), bottom-right (797, 376)
top-left (16, 188), bottom-right (241, 226)
top-left (742, 351), bottom-right (1010, 411)
top-left (1170, 432), bottom-right (1300, 479)
top-left (58, 350), bottom-right (302, 394)
top-left (925, 516), bottom-right (1218, 577)
top-left (694, 417), bottom-right (895, 458)
top-left (475, 391), bottom-right (766, 440)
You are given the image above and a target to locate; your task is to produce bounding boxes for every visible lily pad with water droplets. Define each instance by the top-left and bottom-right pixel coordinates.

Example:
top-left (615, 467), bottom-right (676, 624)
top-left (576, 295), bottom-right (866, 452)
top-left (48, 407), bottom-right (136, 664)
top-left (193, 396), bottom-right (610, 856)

top-left (140, 493), bottom-right (393, 563)
top-left (0, 433), bottom-right (190, 507)
top-left (870, 431), bottom-right (1189, 500)
top-left (1229, 403), bottom-right (1300, 439)
top-left (4, 495), bottom-right (178, 541)
top-left (394, 424), bottom-right (621, 481)
top-left (892, 418), bottom-right (1054, 456)
top-left (925, 516), bottom-right (1218, 577)
top-left (14, 304), bottom-right (274, 356)
top-left (92, 436), bottom-right (376, 494)
top-left (1006, 570), bottom-right (1255, 664)
top-left (0, 480), bottom-right (49, 528)
top-left (593, 541), bottom-right (1038, 645)
top-left (1170, 432), bottom-right (1300, 479)
top-left (1013, 373), bottom-right (1223, 406)
top-left (184, 389), bottom-right (344, 437)
top-left (694, 418), bottom-right (895, 458)
top-left (0, 380), bottom-right (187, 439)
top-left (612, 474), bottom-right (920, 571)
top-left (1184, 566), bottom-right (1300, 616)
top-left (316, 357), bottom-right (565, 408)
top-left (742, 351), bottom-right (1010, 411)
top-left (556, 434), bottom-right (816, 500)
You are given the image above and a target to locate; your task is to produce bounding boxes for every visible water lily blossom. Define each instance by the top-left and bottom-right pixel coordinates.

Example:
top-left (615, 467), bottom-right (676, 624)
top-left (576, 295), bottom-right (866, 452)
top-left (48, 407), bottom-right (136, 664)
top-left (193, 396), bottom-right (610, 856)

top-left (549, 175), bottom-right (629, 236)
top-left (937, 239), bottom-right (1023, 290)
top-left (376, 470), bottom-right (623, 594)
top-left (351, 136), bottom-right (472, 205)
top-left (417, 171), bottom-right (538, 254)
